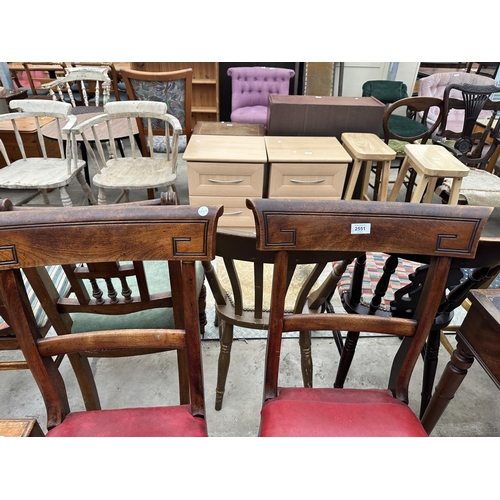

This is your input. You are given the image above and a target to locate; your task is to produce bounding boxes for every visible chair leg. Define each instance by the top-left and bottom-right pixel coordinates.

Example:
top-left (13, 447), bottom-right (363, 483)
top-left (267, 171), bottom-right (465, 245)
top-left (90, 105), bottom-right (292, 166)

top-left (215, 320), bottom-right (234, 411)
top-left (419, 328), bottom-right (441, 418)
top-left (198, 284), bottom-right (207, 336)
top-left (299, 330), bottom-right (313, 388)
top-left (177, 349), bottom-right (190, 405)
top-left (76, 170), bottom-right (97, 205)
top-left (334, 331), bottom-right (360, 388)
top-left (66, 352), bottom-right (101, 411)
top-left (58, 186), bottom-right (73, 207)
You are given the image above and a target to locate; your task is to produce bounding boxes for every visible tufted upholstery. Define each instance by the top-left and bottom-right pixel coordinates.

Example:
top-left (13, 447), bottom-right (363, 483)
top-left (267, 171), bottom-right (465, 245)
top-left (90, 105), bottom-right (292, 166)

top-left (418, 72), bottom-right (495, 133)
top-left (227, 66), bottom-right (295, 125)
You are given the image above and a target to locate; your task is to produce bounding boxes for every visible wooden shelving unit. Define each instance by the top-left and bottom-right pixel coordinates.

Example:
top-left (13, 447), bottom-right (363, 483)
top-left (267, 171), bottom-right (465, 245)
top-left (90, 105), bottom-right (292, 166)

top-left (131, 62), bottom-right (219, 123)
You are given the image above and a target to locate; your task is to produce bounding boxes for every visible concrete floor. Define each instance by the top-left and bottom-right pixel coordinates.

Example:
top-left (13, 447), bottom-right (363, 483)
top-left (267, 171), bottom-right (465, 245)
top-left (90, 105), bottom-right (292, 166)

top-left (1, 146), bottom-right (499, 437)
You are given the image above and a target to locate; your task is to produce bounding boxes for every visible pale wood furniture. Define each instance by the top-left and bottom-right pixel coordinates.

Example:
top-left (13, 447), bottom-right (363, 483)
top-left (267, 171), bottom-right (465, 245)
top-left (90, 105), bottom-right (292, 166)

top-left (72, 101), bottom-right (181, 204)
top-left (389, 144), bottom-right (470, 204)
top-left (247, 198), bottom-right (491, 436)
top-left (41, 67), bottom-right (112, 107)
top-left (0, 201), bottom-right (222, 436)
top-left (0, 418), bottom-right (44, 436)
top-left (0, 100), bottom-right (96, 206)
top-left (266, 95), bottom-right (385, 138)
top-left (184, 135), bottom-right (267, 233)
top-left (341, 132), bottom-right (396, 201)
top-left (193, 121), bottom-right (265, 136)
top-left (421, 289), bottom-right (500, 435)
top-left (130, 62), bottom-right (219, 123)
top-left (265, 136), bottom-right (351, 200)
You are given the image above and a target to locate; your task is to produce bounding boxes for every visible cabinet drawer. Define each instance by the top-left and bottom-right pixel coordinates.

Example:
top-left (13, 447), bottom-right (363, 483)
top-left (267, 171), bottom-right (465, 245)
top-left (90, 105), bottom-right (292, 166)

top-left (189, 196), bottom-right (256, 229)
top-left (268, 162), bottom-right (347, 199)
top-left (186, 162), bottom-right (265, 197)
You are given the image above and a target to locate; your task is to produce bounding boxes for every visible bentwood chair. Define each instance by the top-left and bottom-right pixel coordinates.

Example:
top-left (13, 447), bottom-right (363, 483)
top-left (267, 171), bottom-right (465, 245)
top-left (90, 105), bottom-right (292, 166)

top-left (0, 200), bottom-right (222, 436)
top-left (202, 228), bottom-right (341, 410)
top-left (247, 198), bottom-right (491, 436)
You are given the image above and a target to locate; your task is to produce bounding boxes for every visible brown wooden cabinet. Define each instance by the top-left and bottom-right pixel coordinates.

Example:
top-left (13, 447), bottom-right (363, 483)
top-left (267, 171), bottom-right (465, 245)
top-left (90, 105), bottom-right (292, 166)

top-left (130, 62), bottom-right (219, 124)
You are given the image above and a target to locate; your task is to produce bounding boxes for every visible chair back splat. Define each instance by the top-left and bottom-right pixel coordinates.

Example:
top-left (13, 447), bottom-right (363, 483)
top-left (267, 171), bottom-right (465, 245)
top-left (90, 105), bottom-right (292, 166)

top-left (247, 198), bottom-right (491, 437)
top-left (0, 201), bottom-right (222, 436)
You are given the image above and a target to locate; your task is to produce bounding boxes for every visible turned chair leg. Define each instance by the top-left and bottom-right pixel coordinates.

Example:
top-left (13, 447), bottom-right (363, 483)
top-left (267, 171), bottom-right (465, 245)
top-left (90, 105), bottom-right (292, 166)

top-left (215, 320), bottom-right (234, 411)
top-left (334, 331), bottom-right (360, 388)
top-left (299, 330), bottom-right (313, 388)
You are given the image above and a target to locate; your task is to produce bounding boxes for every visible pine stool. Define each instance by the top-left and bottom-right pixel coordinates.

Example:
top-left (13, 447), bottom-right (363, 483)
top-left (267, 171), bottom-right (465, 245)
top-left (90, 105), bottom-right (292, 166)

top-left (389, 144), bottom-right (470, 204)
top-left (341, 133), bottom-right (396, 201)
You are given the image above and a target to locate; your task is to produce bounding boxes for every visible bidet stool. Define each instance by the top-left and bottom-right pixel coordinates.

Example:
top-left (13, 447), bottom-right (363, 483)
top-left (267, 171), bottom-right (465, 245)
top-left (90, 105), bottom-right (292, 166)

top-left (341, 133), bottom-right (396, 201)
top-left (388, 144), bottom-right (470, 204)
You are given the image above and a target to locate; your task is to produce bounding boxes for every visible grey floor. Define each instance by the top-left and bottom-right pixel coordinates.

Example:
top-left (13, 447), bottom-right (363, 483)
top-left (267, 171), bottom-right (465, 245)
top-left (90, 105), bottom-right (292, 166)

top-left (1, 146), bottom-right (500, 438)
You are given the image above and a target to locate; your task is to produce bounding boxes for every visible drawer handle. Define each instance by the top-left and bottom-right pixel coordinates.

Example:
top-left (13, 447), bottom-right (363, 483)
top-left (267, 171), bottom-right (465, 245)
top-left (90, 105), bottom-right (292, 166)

top-left (224, 210), bottom-right (243, 216)
top-left (209, 178), bottom-right (243, 184)
top-left (290, 178), bottom-right (325, 184)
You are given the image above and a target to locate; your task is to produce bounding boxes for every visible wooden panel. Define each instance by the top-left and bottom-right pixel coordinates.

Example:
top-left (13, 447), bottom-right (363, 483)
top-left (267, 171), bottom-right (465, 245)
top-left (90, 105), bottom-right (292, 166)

top-left (187, 162), bottom-right (264, 198)
top-left (190, 196), bottom-right (255, 230)
top-left (268, 163), bottom-right (348, 199)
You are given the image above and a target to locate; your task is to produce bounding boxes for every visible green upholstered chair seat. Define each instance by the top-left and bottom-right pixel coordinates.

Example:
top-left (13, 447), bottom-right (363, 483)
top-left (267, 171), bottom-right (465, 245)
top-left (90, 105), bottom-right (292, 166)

top-left (70, 260), bottom-right (205, 334)
top-left (379, 115), bottom-right (429, 141)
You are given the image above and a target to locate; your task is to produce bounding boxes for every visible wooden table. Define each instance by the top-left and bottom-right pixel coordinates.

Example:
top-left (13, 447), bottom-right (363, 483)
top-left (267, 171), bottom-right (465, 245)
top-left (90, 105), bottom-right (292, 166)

top-left (388, 144), bottom-right (470, 204)
top-left (265, 136), bottom-right (351, 200)
top-left (421, 289), bottom-right (500, 434)
top-left (0, 418), bottom-right (44, 437)
top-left (0, 88), bottom-right (28, 114)
top-left (341, 133), bottom-right (396, 201)
top-left (193, 121), bottom-right (265, 136)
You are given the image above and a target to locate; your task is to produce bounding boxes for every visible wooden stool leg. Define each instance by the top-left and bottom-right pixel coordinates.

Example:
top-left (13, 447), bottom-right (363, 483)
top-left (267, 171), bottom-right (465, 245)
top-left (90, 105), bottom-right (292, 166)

top-left (378, 160), bottom-right (391, 201)
top-left (344, 158), bottom-right (362, 200)
top-left (447, 178), bottom-right (463, 205)
top-left (411, 174), bottom-right (429, 203)
top-left (389, 156), bottom-right (410, 201)
top-left (361, 160), bottom-right (373, 200)
top-left (423, 177), bottom-right (438, 203)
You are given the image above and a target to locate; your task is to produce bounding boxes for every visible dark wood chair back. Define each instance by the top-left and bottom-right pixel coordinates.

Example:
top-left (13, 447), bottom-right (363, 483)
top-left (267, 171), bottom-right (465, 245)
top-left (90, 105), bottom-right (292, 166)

top-left (247, 198), bottom-right (491, 407)
top-left (0, 201), bottom-right (222, 434)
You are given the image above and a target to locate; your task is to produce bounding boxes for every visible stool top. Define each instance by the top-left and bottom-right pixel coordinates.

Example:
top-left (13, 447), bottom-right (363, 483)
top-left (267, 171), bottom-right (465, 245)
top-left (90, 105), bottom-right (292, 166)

top-left (341, 133), bottom-right (396, 160)
top-left (404, 144), bottom-right (470, 178)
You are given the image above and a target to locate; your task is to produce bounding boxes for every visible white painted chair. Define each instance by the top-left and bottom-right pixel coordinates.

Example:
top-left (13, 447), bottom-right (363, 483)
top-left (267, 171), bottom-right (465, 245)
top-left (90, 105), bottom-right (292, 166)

top-left (74, 101), bottom-right (182, 204)
top-left (41, 66), bottom-right (111, 108)
top-left (0, 99), bottom-right (96, 206)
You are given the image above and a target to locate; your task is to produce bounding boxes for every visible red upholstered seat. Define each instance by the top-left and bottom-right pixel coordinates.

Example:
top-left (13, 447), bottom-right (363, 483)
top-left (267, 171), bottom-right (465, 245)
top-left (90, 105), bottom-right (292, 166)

top-left (259, 388), bottom-right (427, 437)
top-left (46, 405), bottom-right (208, 437)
